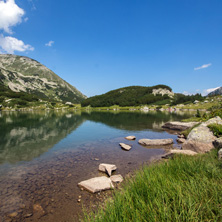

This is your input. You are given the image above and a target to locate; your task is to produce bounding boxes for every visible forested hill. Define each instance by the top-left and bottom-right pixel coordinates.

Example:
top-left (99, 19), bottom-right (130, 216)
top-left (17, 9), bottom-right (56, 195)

top-left (81, 85), bottom-right (174, 107)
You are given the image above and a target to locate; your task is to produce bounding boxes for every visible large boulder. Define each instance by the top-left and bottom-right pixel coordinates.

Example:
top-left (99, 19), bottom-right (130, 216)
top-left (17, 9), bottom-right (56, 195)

top-left (162, 121), bottom-right (199, 131)
top-left (182, 140), bottom-right (214, 153)
top-left (78, 176), bottom-right (114, 193)
top-left (187, 125), bottom-right (216, 143)
top-left (99, 163), bottom-right (117, 176)
top-left (138, 138), bottom-right (173, 146)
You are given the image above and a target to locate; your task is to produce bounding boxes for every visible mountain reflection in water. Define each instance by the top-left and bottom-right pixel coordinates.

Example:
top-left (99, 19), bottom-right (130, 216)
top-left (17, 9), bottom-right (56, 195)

top-left (0, 110), bottom-right (192, 164)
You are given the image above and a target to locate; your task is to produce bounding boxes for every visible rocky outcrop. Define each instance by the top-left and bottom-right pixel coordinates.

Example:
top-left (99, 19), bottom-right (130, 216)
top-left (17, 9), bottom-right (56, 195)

top-left (119, 143), bottom-right (132, 151)
top-left (201, 116), bottom-right (222, 126)
top-left (162, 121), bottom-right (199, 131)
top-left (152, 88), bottom-right (174, 98)
top-left (138, 138), bottom-right (173, 146)
top-left (162, 149), bottom-right (198, 158)
top-left (78, 176), bottom-right (114, 193)
top-left (99, 163), bottom-right (117, 176)
top-left (0, 54), bottom-right (86, 103)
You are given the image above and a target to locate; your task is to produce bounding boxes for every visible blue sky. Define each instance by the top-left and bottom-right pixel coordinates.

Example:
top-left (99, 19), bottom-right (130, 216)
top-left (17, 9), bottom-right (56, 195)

top-left (0, 0), bottom-right (221, 97)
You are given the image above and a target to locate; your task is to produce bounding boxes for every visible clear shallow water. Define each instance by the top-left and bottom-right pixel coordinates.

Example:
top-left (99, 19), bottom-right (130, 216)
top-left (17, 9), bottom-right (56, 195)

top-left (0, 110), bottom-right (193, 222)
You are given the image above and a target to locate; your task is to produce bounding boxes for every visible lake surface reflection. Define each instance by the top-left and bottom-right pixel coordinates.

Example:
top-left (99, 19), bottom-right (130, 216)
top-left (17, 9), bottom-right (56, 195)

top-left (0, 110), bottom-right (193, 222)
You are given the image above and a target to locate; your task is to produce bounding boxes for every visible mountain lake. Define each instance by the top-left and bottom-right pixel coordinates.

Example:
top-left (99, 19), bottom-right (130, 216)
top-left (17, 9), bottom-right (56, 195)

top-left (0, 110), bottom-right (194, 222)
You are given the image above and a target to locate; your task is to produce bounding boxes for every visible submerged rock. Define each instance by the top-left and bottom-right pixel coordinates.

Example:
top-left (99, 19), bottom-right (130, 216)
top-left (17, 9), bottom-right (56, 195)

top-left (110, 174), bottom-right (123, 183)
top-left (78, 176), bottom-right (114, 193)
top-left (162, 121), bottom-right (199, 131)
top-left (162, 149), bottom-right (198, 158)
top-left (99, 163), bottom-right (117, 176)
top-left (138, 138), bottom-right (173, 146)
top-left (119, 143), bottom-right (132, 151)
top-left (125, 136), bottom-right (136, 140)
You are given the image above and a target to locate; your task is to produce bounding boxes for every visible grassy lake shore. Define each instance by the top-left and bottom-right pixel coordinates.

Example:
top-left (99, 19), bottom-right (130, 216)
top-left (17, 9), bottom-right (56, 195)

top-left (83, 149), bottom-right (222, 222)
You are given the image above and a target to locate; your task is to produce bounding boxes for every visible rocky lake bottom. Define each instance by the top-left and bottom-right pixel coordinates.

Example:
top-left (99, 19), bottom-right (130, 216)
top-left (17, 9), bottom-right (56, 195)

top-left (0, 110), bottom-right (193, 222)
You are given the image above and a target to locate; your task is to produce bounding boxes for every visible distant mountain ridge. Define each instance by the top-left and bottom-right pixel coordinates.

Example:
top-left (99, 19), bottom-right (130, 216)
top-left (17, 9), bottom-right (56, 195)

top-left (0, 54), bottom-right (86, 103)
top-left (81, 85), bottom-right (174, 107)
top-left (208, 87), bottom-right (222, 96)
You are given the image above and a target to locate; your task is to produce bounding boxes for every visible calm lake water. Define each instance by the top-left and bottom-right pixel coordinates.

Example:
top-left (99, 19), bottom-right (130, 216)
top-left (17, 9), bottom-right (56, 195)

top-left (0, 110), bottom-right (193, 222)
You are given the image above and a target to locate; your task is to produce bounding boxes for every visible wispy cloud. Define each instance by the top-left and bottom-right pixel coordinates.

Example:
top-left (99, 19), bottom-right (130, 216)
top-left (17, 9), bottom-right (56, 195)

top-left (45, 40), bottom-right (54, 47)
top-left (202, 87), bottom-right (220, 96)
top-left (194, 63), bottom-right (212, 70)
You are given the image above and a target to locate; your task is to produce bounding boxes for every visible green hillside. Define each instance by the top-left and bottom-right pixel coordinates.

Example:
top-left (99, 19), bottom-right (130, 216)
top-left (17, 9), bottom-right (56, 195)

top-left (81, 85), bottom-right (174, 107)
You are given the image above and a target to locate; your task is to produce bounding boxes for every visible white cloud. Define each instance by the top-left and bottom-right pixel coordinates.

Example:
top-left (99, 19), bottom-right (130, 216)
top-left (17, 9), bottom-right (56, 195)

top-left (0, 0), bottom-right (25, 34)
top-left (45, 40), bottom-right (54, 47)
top-left (202, 87), bottom-right (220, 96)
top-left (0, 34), bottom-right (34, 54)
top-left (24, 17), bottom-right (29, 22)
top-left (194, 63), bottom-right (212, 70)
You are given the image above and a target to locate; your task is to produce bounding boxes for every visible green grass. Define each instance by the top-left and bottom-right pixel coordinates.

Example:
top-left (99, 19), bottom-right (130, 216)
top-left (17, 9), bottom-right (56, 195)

top-left (83, 150), bottom-right (222, 222)
top-left (208, 124), bottom-right (222, 137)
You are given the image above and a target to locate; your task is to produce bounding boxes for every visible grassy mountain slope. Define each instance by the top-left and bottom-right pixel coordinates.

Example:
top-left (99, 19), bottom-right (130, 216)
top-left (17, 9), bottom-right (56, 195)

top-left (81, 85), bottom-right (174, 107)
top-left (0, 54), bottom-right (86, 103)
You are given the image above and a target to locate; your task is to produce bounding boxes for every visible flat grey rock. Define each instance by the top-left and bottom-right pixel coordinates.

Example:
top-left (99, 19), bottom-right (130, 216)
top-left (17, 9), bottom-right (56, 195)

top-left (162, 149), bottom-right (198, 158)
top-left (125, 136), bottom-right (136, 140)
top-left (162, 121), bottom-right (199, 131)
top-left (138, 138), bottom-right (173, 146)
top-left (119, 143), bottom-right (132, 151)
top-left (201, 116), bottom-right (222, 126)
top-left (110, 174), bottom-right (123, 183)
top-left (78, 176), bottom-right (114, 193)
top-left (99, 163), bottom-right (117, 176)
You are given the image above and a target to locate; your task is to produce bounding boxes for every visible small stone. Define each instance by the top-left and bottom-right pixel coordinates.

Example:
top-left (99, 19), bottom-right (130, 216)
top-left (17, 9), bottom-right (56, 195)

top-left (24, 213), bottom-right (33, 218)
top-left (77, 199), bottom-right (81, 202)
top-left (99, 163), bottom-right (117, 176)
top-left (162, 149), bottom-right (198, 158)
top-left (110, 174), bottom-right (123, 183)
top-left (119, 143), bottom-right (132, 151)
top-left (67, 173), bottom-right (72, 177)
top-left (177, 138), bottom-right (186, 143)
top-left (78, 195), bottom-right (81, 198)
top-left (8, 212), bottom-right (18, 218)
top-left (95, 158), bottom-right (99, 161)
top-left (125, 136), bottom-right (136, 140)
